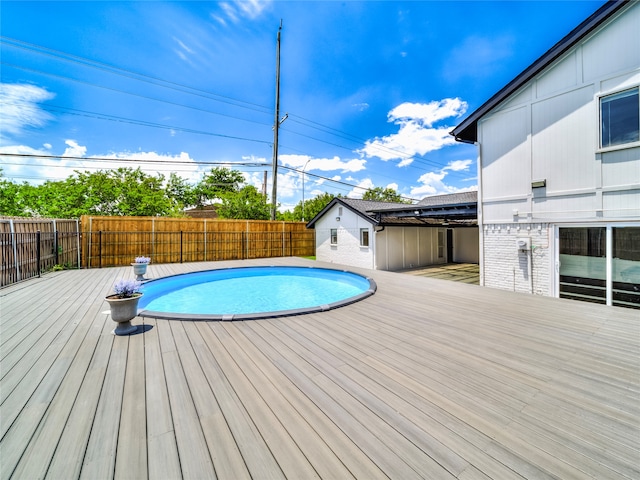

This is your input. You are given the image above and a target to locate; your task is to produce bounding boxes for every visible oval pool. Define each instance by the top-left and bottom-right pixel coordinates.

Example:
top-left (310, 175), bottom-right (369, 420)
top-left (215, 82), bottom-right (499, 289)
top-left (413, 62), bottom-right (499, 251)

top-left (137, 266), bottom-right (376, 321)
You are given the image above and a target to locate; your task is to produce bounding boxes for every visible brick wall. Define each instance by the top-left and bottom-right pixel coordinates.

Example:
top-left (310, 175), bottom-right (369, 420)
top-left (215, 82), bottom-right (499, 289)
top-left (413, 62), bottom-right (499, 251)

top-left (482, 223), bottom-right (551, 296)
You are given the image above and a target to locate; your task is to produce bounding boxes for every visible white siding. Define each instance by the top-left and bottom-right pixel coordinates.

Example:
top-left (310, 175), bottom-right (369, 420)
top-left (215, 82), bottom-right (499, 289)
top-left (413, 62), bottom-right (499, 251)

top-left (314, 204), bottom-right (374, 269)
top-left (480, 106), bottom-right (531, 202)
top-left (477, 3), bottom-right (640, 300)
top-left (478, 2), bottom-right (640, 225)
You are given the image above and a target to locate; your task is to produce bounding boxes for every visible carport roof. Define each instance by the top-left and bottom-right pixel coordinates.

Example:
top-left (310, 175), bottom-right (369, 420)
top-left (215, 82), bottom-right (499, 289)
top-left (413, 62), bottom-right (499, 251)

top-left (306, 192), bottom-right (477, 228)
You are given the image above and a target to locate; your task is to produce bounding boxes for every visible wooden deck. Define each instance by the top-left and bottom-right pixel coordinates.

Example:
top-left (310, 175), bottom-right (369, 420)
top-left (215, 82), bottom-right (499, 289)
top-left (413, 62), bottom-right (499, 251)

top-left (1, 257), bottom-right (638, 480)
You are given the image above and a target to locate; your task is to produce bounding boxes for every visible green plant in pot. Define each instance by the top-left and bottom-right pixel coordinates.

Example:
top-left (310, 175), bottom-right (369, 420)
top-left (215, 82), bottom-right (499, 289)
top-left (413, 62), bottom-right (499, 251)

top-left (132, 256), bottom-right (151, 281)
top-left (106, 279), bottom-right (143, 335)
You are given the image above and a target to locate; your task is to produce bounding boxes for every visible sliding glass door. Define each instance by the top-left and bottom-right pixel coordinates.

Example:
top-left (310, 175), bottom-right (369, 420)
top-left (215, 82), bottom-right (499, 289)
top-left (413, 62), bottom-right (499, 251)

top-left (559, 225), bottom-right (639, 309)
top-left (612, 227), bottom-right (640, 308)
top-left (559, 228), bottom-right (606, 304)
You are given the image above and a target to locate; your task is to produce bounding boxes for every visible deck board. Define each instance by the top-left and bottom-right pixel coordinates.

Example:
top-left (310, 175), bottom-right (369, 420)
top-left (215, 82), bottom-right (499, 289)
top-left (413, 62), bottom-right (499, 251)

top-left (1, 257), bottom-right (638, 480)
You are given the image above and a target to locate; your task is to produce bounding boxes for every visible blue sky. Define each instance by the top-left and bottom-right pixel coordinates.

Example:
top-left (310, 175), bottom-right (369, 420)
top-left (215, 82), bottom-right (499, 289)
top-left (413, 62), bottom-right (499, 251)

top-left (1, 0), bottom-right (604, 210)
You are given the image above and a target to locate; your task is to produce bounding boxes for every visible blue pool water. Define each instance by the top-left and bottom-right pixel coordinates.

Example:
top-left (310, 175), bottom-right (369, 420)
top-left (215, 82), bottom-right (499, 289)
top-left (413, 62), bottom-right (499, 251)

top-left (138, 266), bottom-right (376, 320)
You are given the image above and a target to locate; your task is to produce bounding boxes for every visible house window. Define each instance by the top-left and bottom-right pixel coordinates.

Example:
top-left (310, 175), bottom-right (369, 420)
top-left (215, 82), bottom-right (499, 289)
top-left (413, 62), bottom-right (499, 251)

top-left (600, 87), bottom-right (639, 148)
top-left (330, 228), bottom-right (338, 245)
top-left (360, 228), bottom-right (369, 247)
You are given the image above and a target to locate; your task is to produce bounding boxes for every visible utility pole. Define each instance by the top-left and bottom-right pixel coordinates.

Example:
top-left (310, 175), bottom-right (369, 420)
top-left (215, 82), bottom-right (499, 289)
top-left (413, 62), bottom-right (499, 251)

top-left (270, 20), bottom-right (283, 221)
top-left (262, 170), bottom-right (267, 198)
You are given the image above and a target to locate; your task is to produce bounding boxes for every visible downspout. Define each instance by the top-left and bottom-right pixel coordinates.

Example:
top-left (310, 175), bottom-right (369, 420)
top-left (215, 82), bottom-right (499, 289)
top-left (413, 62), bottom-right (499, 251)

top-left (373, 224), bottom-right (385, 270)
top-left (475, 140), bottom-right (485, 287)
top-left (374, 225), bottom-right (385, 270)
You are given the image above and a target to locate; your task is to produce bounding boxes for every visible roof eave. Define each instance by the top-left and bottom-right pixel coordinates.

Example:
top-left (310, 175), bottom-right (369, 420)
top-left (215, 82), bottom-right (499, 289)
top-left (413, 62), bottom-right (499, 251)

top-left (450, 0), bottom-right (628, 144)
top-left (306, 197), bottom-right (379, 229)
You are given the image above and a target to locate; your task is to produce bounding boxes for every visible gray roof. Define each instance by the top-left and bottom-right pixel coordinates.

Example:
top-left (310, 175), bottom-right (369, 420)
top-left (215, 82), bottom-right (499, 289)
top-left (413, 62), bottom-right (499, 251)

top-left (450, 0), bottom-right (627, 143)
top-left (306, 192), bottom-right (478, 228)
top-left (417, 191), bottom-right (477, 207)
top-left (339, 198), bottom-right (411, 214)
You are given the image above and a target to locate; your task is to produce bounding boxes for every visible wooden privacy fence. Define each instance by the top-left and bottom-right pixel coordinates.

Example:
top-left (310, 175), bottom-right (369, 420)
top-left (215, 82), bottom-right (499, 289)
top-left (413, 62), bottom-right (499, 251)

top-left (0, 218), bottom-right (81, 287)
top-left (81, 216), bottom-right (315, 268)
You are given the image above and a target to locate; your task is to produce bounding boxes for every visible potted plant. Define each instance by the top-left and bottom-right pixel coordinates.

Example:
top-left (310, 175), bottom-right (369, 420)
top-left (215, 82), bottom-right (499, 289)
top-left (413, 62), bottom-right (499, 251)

top-left (105, 279), bottom-right (143, 335)
top-left (131, 256), bottom-right (151, 281)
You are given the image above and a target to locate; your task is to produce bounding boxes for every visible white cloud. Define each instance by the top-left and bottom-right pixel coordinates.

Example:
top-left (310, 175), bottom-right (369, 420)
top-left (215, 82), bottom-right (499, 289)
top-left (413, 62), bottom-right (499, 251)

top-left (0, 83), bottom-right (54, 138)
top-left (280, 154), bottom-right (366, 173)
top-left (346, 178), bottom-right (374, 198)
top-left (409, 158), bottom-right (476, 197)
top-left (237, 0), bottom-right (269, 18)
top-left (218, 0), bottom-right (269, 23)
top-left (0, 141), bottom-right (206, 184)
top-left (360, 98), bottom-right (468, 166)
top-left (63, 140), bottom-right (87, 157)
top-left (443, 159), bottom-right (473, 172)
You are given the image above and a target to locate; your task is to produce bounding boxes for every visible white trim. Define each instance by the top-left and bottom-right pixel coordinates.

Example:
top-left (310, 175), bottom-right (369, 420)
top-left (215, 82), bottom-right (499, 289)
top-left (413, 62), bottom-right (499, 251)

top-left (606, 227), bottom-right (613, 305)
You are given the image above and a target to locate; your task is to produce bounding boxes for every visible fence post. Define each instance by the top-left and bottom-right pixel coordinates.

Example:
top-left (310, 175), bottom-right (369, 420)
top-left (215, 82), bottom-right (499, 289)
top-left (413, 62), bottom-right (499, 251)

top-left (180, 231), bottom-right (183, 263)
top-left (9, 219), bottom-right (20, 281)
top-left (77, 230), bottom-right (81, 269)
top-left (290, 231), bottom-right (293, 257)
top-left (55, 230), bottom-right (59, 265)
top-left (99, 231), bottom-right (103, 268)
top-left (37, 230), bottom-right (41, 278)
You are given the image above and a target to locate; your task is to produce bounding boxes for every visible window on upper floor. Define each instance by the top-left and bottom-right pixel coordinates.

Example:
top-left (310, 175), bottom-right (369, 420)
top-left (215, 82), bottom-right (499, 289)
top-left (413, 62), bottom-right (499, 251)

top-left (330, 228), bottom-right (338, 245)
top-left (600, 87), bottom-right (639, 148)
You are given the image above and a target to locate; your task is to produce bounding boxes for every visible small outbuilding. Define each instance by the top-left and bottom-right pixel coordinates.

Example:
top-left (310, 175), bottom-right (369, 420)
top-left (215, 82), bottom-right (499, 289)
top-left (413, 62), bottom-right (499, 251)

top-left (306, 192), bottom-right (478, 271)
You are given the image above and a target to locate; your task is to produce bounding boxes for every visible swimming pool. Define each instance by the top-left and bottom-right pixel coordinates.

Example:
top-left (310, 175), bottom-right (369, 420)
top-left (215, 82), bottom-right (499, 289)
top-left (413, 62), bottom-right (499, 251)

top-left (137, 266), bottom-right (376, 320)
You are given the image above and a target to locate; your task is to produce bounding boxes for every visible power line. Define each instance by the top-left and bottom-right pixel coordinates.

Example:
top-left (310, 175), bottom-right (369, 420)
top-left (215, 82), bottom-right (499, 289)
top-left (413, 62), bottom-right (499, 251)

top-left (3, 100), bottom-right (273, 145)
top-left (0, 152), bottom-right (271, 167)
top-left (0, 36), bottom-right (273, 115)
top-left (2, 62), bottom-right (273, 128)
top-left (2, 36), bottom-right (466, 173)
top-left (1, 153), bottom-right (419, 201)
top-left (1, 36), bottom-right (473, 186)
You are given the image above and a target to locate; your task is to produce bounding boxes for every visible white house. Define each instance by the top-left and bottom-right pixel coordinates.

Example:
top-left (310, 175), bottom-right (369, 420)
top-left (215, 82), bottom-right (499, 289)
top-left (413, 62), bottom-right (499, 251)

top-left (451, 0), bottom-right (639, 309)
top-left (307, 192), bottom-right (478, 271)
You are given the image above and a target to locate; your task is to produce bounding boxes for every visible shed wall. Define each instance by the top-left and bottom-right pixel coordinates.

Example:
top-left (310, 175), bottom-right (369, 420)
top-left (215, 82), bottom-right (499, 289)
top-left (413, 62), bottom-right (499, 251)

top-left (314, 204), bottom-right (374, 269)
top-left (375, 226), bottom-right (447, 271)
top-left (453, 228), bottom-right (480, 263)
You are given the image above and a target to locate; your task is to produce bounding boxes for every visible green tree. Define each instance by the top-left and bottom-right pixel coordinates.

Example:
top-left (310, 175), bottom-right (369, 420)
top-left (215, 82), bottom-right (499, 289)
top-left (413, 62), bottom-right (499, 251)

top-left (18, 168), bottom-right (179, 218)
top-left (362, 186), bottom-right (410, 203)
top-left (193, 167), bottom-right (245, 207)
top-left (0, 170), bottom-right (34, 216)
top-left (165, 172), bottom-right (196, 213)
top-left (218, 185), bottom-right (270, 220)
top-left (279, 192), bottom-right (338, 222)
